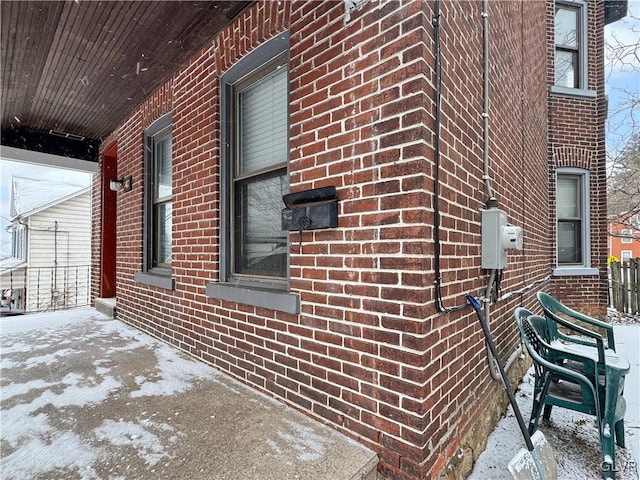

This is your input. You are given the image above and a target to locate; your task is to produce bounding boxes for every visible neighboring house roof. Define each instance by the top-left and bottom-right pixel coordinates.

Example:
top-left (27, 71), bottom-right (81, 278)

top-left (0, 251), bottom-right (27, 290)
top-left (0, 256), bottom-right (27, 275)
top-left (10, 176), bottom-right (90, 220)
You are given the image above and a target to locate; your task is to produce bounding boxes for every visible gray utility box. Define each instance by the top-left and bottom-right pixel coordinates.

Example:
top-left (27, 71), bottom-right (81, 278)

top-left (481, 208), bottom-right (524, 270)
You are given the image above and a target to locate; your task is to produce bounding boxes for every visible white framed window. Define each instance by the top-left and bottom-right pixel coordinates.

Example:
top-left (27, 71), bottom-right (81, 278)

top-left (553, 168), bottom-right (597, 276)
top-left (621, 251), bottom-right (632, 263)
top-left (134, 113), bottom-right (175, 290)
top-left (621, 229), bottom-right (632, 244)
top-left (10, 224), bottom-right (27, 261)
top-left (552, 0), bottom-right (592, 97)
top-left (206, 33), bottom-right (299, 314)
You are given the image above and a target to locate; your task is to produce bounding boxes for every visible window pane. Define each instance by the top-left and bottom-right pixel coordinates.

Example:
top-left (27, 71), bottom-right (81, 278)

top-left (238, 66), bottom-right (288, 174)
top-left (558, 220), bottom-right (581, 263)
top-left (154, 202), bottom-right (172, 266)
top-left (555, 7), bottom-right (577, 47)
top-left (234, 171), bottom-right (287, 277)
top-left (155, 134), bottom-right (172, 199)
top-left (555, 50), bottom-right (577, 88)
top-left (557, 176), bottom-right (580, 218)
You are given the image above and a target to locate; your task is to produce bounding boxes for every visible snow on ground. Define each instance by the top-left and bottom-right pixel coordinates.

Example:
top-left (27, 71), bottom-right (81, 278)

top-left (0, 308), bottom-right (218, 479)
top-left (1, 307), bottom-right (638, 479)
top-left (471, 311), bottom-right (640, 480)
top-left (0, 307), bottom-right (96, 335)
top-left (470, 369), bottom-right (638, 479)
top-left (0, 307), bottom-right (376, 480)
top-left (609, 308), bottom-right (640, 326)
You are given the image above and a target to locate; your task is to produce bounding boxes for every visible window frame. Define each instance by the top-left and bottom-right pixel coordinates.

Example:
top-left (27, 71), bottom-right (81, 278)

top-left (551, 0), bottom-right (594, 98)
top-left (553, 167), bottom-right (598, 276)
top-left (11, 224), bottom-right (27, 261)
top-left (620, 229), bottom-right (632, 244)
top-left (152, 125), bottom-right (173, 269)
top-left (206, 32), bottom-right (299, 314)
top-left (230, 56), bottom-right (289, 284)
top-left (134, 113), bottom-right (175, 290)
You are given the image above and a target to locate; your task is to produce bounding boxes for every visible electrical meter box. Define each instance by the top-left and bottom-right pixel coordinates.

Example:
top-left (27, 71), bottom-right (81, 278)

top-left (481, 209), bottom-right (523, 269)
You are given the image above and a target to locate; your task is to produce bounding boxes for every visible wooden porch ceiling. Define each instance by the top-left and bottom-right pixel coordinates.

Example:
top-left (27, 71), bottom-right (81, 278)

top-left (1, 1), bottom-right (251, 152)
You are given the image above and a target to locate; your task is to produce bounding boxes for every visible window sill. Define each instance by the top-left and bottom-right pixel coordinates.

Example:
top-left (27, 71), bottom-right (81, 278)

top-left (552, 267), bottom-right (599, 277)
top-left (134, 272), bottom-right (176, 290)
top-left (550, 86), bottom-right (596, 100)
top-left (206, 282), bottom-right (300, 314)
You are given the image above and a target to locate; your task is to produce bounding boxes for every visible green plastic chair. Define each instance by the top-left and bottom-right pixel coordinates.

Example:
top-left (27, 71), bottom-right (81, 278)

top-left (515, 307), bottom-right (628, 479)
top-left (536, 292), bottom-right (628, 447)
top-left (537, 291), bottom-right (616, 352)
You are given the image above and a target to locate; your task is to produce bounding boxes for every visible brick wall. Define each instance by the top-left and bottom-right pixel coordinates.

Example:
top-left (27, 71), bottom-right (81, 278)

top-left (92, 1), bottom-right (607, 479)
top-left (547, 0), bottom-right (608, 317)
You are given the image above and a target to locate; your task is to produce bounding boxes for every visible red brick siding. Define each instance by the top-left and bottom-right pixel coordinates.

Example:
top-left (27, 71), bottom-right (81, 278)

top-left (91, 1), bottom-right (608, 479)
top-left (547, 0), bottom-right (608, 316)
top-left (419, 2), bottom-right (551, 476)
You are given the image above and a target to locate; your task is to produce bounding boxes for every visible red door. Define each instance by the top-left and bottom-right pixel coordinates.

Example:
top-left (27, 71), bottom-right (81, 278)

top-left (99, 143), bottom-right (117, 298)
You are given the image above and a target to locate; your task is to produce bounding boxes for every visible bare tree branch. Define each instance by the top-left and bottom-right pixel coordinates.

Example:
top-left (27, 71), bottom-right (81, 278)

top-left (606, 12), bottom-right (640, 220)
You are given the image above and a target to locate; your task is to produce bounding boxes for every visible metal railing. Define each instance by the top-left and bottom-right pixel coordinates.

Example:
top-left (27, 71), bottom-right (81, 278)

top-left (2, 264), bottom-right (91, 314)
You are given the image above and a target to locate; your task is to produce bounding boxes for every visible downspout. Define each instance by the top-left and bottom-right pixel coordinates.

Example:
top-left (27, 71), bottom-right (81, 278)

top-left (509, 0), bottom-right (527, 371)
top-left (502, 0), bottom-right (527, 372)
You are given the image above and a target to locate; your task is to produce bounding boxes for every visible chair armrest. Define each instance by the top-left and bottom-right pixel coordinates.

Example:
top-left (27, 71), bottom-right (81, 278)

top-left (554, 328), bottom-right (600, 349)
top-left (545, 311), bottom-right (607, 365)
top-left (563, 309), bottom-right (616, 352)
top-left (537, 292), bottom-right (615, 350)
top-left (537, 329), bottom-right (601, 382)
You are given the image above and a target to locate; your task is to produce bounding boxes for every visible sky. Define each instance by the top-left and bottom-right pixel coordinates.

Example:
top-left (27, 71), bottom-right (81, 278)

top-left (0, 3), bottom-right (638, 254)
top-left (604, 0), bottom-right (640, 156)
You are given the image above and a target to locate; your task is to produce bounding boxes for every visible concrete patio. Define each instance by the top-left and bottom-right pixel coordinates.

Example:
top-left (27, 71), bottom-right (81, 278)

top-left (0, 307), bottom-right (378, 480)
top-left (2, 306), bottom-right (638, 480)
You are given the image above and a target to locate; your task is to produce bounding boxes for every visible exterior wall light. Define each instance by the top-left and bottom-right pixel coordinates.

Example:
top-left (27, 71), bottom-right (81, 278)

top-left (109, 175), bottom-right (132, 192)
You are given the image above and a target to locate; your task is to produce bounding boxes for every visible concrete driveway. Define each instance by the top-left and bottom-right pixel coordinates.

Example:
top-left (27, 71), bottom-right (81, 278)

top-left (0, 307), bottom-right (378, 480)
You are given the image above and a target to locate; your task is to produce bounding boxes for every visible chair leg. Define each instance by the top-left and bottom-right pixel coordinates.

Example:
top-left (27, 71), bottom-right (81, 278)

top-left (601, 435), bottom-right (617, 480)
top-left (614, 419), bottom-right (625, 448)
top-left (542, 404), bottom-right (552, 421)
top-left (528, 379), bottom-right (547, 434)
top-left (528, 397), bottom-right (543, 435)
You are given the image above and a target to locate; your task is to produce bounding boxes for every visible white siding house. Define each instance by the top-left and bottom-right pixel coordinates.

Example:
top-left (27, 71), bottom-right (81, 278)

top-left (1, 177), bottom-right (91, 312)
